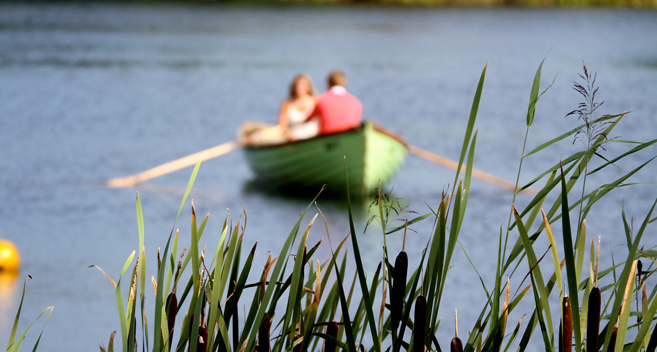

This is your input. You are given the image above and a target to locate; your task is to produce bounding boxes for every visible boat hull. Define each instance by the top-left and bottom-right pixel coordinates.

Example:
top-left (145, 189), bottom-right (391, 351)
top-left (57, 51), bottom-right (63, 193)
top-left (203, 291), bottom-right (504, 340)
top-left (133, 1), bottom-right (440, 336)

top-left (243, 122), bottom-right (407, 198)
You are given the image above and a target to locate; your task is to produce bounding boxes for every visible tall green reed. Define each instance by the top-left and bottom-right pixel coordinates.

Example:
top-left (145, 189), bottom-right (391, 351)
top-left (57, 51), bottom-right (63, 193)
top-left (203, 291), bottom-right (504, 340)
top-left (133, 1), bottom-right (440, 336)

top-left (88, 60), bottom-right (656, 352)
top-left (5, 276), bottom-right (53, 352)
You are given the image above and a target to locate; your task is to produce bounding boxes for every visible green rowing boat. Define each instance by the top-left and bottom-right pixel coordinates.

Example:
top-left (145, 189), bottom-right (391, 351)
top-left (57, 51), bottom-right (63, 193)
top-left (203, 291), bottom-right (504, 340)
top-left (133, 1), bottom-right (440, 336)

top-left (242, 121), bottom-right (408, 198)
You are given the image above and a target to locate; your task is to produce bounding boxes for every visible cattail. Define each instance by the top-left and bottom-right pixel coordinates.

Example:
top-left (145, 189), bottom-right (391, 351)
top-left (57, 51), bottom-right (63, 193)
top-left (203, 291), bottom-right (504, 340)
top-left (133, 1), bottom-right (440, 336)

top-left (607, 326), bottom-right (618, 352)
top-left (165, 292), bottom-right (178, 337)
top-left (646, 322), bottom-right (657, 352)
top-left (450, 338), bottom-right (463, 352)
top-left (637, 260), bottom-right (643, 285)
top-left (587, 287), bottom-right (601, 352)
top-left (325, 321), bottom-right (338, 352)
top-left (451, 310), bottom-right (462, 352)
top-left (197, 325), bottom-right (208, 352)
top-left (414, 295), bottom-right (426, 352)
top-left (293, 334), bottom-right (303, 352)
top-left (391, 251), bottom-right (408, 333)
top-left (562, 296), bottom-right (572, 352)
top-left (258, 313), bottom-right (271, 352)
top-left (166, 248), bottom-right (186, 338)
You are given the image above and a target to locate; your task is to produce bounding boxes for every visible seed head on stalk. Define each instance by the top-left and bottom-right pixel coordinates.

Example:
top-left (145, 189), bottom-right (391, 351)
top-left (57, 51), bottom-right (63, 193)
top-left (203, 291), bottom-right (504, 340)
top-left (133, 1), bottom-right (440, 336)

top-left (325, 321), bottom-right (339, 352)
top-left (607, 325), bottom-right (618, 352)
top-left (391, 250), bottom-right (408, 334)
top-left (413, 295), bottom-right (427, 352)
top-left (566, 62), bottom-right (612, 148)
top-left (587, 287), bottom-right (601, 352)
top-left (561, 295), bottom-right (572, 352)
top-left (258, 313), bottom-right (271, 352)
top-left (293, 334), bottom-right (303, 352)
top-left (647, 320), bottom-right (657, 352)
top-left (450, 309), bottom-right (463, 352)
top-left (198, 325), bottom-right (208, 352)
top-left (166, 247), bottom-right (187, 338)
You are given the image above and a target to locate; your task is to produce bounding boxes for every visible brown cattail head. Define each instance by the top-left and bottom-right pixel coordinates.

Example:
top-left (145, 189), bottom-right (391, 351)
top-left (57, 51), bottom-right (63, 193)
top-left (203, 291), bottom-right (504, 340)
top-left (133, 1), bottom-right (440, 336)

top-left (637, 260), bottom-right (643, 286)
top-left (165, 292), bottom-right (178, 337)
top-left (325, 321), bottom-right (339, 352)
top-left (293, 334), bottom-right (303, 352)
top-left (646, 321), bottom-right (657, 352)
top-left (259, 313), bottom-right (271, 352)
top-left (587, 287), bottom-right (601, 352)
top-left (414, 295), bottom-right (427, 352)
top-left (197, 325), bottom-right (208, 352)
top-left (450, 338), bottom-right (463, 352)
top-left (607, 326), bottom-right (618, 352)
top-left (391, 251), bottom-right (408, 332)
top-left (562, 296), bottom-right (573, 352)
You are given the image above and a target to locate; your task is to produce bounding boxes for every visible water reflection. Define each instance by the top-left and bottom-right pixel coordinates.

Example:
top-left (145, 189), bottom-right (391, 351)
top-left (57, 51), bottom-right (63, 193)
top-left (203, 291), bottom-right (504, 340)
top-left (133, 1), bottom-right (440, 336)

top-left (0, 271), bottom-right (19, 330)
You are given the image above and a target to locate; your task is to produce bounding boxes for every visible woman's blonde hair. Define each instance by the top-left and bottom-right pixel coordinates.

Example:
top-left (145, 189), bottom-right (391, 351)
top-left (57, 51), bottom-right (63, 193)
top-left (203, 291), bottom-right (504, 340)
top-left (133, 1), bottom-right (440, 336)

top-left (288, 73), bottom-right (318, 99)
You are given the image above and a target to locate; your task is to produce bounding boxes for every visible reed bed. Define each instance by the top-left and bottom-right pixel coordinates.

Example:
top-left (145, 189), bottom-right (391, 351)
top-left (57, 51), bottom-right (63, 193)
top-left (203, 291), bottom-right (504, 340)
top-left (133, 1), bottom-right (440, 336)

top-left (7, 60), bottom-right (657, 352)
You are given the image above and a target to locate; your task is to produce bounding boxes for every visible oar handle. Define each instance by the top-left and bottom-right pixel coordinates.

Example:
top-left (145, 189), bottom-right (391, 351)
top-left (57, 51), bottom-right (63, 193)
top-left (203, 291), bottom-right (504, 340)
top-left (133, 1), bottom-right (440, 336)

top-left (408, 145), bottom-right (539, 195)
top-left (106, 141), bottom-right (239, 188)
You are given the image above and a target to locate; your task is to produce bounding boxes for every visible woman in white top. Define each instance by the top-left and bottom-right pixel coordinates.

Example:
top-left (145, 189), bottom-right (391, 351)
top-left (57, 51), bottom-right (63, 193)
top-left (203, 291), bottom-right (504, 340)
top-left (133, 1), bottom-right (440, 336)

top-left (277, 73), bottom-right (320, 141)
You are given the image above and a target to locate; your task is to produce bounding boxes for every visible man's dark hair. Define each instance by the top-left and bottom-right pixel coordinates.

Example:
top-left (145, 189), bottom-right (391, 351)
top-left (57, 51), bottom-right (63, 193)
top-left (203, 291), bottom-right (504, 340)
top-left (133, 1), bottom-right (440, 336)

top-left (327, 70), bottom-right (347, 88)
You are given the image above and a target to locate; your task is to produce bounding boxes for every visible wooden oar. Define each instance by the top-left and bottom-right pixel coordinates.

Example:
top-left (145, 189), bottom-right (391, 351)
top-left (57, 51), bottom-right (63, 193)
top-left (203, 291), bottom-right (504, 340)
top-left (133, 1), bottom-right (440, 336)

top-left (106, 124), bottom-right (285, 188)
top-left (106, 141), bottom-right (239, 188)
top-left (408, 145), bottom-right (539, 195)
top-left (107, 125), bottom-right (537, 195)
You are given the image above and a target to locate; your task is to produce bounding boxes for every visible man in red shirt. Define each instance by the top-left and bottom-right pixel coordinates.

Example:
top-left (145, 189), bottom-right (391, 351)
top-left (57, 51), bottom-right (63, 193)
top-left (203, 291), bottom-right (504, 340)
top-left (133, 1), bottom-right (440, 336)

top-left (306, 70), bottom-right (363, 135)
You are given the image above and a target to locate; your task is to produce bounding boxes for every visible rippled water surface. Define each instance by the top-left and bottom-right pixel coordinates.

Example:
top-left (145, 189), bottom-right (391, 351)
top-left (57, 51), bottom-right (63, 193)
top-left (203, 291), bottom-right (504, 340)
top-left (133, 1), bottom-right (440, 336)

top-left (0, 4), bottom-right (656, 351)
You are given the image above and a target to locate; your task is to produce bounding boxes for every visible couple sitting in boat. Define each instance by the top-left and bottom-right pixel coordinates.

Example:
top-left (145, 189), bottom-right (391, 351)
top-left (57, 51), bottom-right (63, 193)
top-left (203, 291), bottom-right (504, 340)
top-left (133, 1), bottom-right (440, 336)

top-left (241, 70), bottom-right (362, 146)
top-left (279, 70), bottom-right (363, 141)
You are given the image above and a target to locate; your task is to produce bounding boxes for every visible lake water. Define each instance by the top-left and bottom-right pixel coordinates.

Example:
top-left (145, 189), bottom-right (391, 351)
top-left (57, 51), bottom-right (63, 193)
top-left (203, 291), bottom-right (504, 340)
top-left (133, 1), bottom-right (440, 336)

top-left (0, 3), bottom-right (656, 351)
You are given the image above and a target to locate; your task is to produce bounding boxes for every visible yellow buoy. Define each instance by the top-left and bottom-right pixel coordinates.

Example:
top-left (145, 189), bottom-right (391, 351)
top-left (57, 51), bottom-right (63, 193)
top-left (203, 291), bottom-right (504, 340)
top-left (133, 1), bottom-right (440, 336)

top-left (0, 240), bottom-right (20, 272)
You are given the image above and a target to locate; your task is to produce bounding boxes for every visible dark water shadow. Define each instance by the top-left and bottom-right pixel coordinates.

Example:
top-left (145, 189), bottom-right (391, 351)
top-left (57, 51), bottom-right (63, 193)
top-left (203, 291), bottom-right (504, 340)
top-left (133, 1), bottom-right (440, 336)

top-left (240, 178), bottom-right (404, 218)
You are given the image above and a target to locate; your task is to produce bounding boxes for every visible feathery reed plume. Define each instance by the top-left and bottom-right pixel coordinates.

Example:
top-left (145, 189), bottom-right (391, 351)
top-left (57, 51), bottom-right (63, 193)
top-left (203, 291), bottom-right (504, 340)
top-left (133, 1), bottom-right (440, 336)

top-left (562, 295), bottom-right (572, 352)
top-left (607, 326), bottom-right (618, 352)
top-left (325, 321), bottom-right (339, 352)
top-left (391, 250), bottom-right (408, 334)
top-left (258, 313), bottom-right (271, 352)
top-left (566, 62), bottom-right (611, 147)
top-left (587, 287), bottom-right (601, 352)
top-left (414, 295), bottom-right (426, 352)
top-left (451, 309), bottom-right (463, 352)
